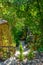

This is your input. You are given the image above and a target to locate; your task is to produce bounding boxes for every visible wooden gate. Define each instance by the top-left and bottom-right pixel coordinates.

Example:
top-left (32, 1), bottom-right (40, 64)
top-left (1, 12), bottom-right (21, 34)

top-left (0, 19), bottom-right (15, 60)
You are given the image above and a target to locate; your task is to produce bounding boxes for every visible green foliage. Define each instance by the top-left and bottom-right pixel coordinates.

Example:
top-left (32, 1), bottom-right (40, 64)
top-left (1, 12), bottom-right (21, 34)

top-left (0, 0), bottom-right (43, 50)
top-left (0, 0), bottom-right (40, 26)
top-left (19, 43), bottom-right (23, 53)
top-left (11, 20), bottom-right (25, 46)
top-left (27, 50), bottom-right (34, 60)
top-left (29, 43), bottom-right (40, 51)
top-left (18, 43), bottom-right (24, 61)
top-left (38, 45), bottom-right (43, 52)
top-left (18, 54), bottom-right (24, 61)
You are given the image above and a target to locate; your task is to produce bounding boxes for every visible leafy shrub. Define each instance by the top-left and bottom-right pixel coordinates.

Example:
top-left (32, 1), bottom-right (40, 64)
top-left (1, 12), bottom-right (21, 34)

top-left (29, 42), bottom-right (40, 51)
top-left (18, 54), bottom-right (24, 61)
top-left (27, 50), bottom-right (34, 60)
top-left (38, 46), bottom-right (43, 52)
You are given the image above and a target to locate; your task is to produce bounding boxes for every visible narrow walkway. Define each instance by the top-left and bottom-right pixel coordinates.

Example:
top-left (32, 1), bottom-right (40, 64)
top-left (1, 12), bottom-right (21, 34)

top-left (0, 41), bottom-right (43, 65)
top-left (15, 40), bottom-right (30, 57)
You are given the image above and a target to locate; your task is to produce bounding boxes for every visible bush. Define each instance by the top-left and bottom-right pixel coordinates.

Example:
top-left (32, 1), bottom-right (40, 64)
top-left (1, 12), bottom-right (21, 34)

top-left (18, 54), bottom-right (24, 61)
top-left (29, 42), bottom-right (40, 51)
top-left (27, 50), bottom-right (34, 60)
top-left (38, 45), bottom-right (43, 52)
top-left (29, 43), bottom-right (36, 50)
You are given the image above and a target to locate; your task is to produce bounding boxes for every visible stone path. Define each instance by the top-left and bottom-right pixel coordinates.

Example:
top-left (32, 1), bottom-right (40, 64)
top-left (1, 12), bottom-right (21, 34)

top-left (0, 56), bottom-right (43, 65)
top-left (0, 41), bottom-right (43, 65)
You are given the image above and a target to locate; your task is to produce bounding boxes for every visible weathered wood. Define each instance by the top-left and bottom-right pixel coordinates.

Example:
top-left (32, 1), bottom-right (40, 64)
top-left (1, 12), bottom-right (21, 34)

top-left (0, 19), bottom-right (14, 59)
